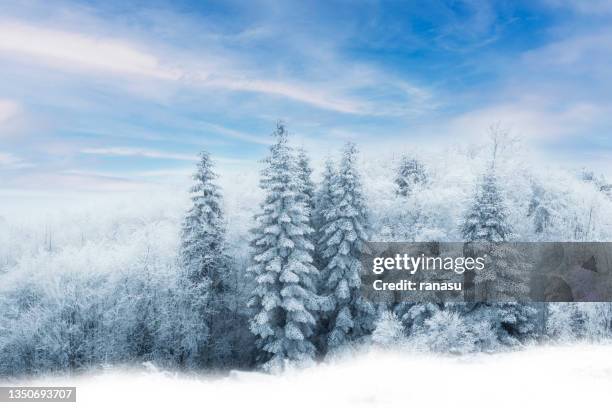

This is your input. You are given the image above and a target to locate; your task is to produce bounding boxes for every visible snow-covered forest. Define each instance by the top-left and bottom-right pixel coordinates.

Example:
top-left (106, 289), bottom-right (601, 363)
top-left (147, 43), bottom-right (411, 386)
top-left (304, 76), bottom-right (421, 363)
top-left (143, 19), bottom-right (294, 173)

top-left (2, 123), bottom-right (612, 377)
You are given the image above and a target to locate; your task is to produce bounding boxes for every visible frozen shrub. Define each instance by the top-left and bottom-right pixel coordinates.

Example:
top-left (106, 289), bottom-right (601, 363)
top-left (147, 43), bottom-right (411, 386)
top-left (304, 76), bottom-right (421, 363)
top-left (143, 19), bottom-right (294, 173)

top-left (416, 310), bottom-right (477, 354)
top-left (372, 311), bottom-right (405, 347)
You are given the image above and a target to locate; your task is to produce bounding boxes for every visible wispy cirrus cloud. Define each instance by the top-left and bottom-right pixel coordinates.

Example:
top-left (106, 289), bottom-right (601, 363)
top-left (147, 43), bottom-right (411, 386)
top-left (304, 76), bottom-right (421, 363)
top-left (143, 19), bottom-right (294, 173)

top-left (204, 77), bottom-right (364, 115)
top-left (80, 147), bottom-right (198, 161)
top-left (544, 0), bottom-right (612, 14)
top-left (0, 151), bottom-right (31, 169)
top-left (1, 0), bottom-right (611, 196)
top-left (0, 21), bottom-right (182, 80)
top-left (0, 18), bottom-right (433, 116)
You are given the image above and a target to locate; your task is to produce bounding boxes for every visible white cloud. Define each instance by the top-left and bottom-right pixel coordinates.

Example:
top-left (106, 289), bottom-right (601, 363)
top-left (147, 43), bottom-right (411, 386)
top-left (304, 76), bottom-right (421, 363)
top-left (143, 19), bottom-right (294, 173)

top-left (522, 30), bottom-right (612, 70)
top-left (435, 28), bottom-right (612, 146)
top-left (192, 121), bottom-right (272, 145)
top-left (81, 147), bottom-right (197, 161)
top-left (0, 151), bottom-right (31, 169)
top-left (0, 99), bottom-right (20, 123)
top-left (0, 21), bottom-right (181, 80)
top-left (0, 20), bottom-right (359, 112)
top-left (206, 77), bottom-right (364, 114)
top-left (448, 100), bottom-right (610, 141)
top-left (0, 19), bottom-right (433, 115)
top-left (545, 0), bottom-right (612, 14)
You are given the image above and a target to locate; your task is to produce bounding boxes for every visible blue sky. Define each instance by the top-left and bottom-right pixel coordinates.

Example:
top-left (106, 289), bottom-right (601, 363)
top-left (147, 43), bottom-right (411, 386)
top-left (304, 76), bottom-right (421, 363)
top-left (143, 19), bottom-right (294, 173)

top-left (0, 0), bottom-right (611, 193)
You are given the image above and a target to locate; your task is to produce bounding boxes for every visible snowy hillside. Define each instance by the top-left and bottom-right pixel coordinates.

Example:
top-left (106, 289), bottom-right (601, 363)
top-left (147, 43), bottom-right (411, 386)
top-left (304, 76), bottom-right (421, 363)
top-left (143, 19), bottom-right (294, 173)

top-left (6, 344), bottom-right (612, 408)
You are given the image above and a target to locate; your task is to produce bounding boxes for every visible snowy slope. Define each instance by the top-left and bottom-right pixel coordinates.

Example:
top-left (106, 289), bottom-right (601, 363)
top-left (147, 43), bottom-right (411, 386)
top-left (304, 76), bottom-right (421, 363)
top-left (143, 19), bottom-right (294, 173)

top-left (5, 344), bottom-right (612, 408)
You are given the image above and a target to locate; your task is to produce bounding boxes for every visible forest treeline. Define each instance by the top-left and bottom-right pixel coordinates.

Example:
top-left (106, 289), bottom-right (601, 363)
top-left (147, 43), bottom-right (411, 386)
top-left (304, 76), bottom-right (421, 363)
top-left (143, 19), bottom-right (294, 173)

top-left (1, 123), bottom-right (612, 376)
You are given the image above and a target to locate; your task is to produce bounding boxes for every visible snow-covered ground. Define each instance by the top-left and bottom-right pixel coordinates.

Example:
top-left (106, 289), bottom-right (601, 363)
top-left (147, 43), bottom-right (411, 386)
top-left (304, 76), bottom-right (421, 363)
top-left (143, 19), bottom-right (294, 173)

top-left (4, 344), bottom-right (612, 408)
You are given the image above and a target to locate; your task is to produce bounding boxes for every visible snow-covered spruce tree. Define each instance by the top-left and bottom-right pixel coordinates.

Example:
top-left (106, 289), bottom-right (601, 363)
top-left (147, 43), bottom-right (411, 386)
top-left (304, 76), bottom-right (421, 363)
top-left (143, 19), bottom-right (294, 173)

top-left (313, 159), bottom-right (337, 268)
top-left (296, 148), bottom-right (316, 215)
top-left (296, 148), bottom-right (317, 274)
top-left (179, 150), bottom-right (232, 367)
top-left (310, 159), bottom-right (337, 353)
top-left (461, 169), bottom-right (511, 243)
top-left (394, 156), bottom-right (427, 197)
top-left (460, 166), bottom-right (537, 346)
top-left (248, 123), bottom-right (319, 370)
top-left (485, 246), bottom-right (537, 345)
top-left (394, 302), bottom-right (441, 336)
top-left (319, 142), bottom-right (376, 350)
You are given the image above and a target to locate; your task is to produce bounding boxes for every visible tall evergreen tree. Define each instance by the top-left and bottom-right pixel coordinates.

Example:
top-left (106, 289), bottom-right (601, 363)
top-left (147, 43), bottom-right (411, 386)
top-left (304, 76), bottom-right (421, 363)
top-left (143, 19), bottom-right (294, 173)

top-left (460, 166), bottom-right (536, 345)
top-left (179, 151), bottom-right (232, 367)
top-left (181, 151), bottom-right (229, 285)
top-left (311, 159), bottom-right (337, 353)
top-left (313, 159), bottom-right (336, 266)
top-left (248, 123), bottom-right (319, 370)
top-left (461, 169), bottom-right (511, 243)
top-left (394, 156), bottom-right (427, 197)
top-left (319, 142), bottom-right (376, 349)
top-left (296, 148), bottom-right (316, 214)
top-left (296, 148), bottom-right (317, 268)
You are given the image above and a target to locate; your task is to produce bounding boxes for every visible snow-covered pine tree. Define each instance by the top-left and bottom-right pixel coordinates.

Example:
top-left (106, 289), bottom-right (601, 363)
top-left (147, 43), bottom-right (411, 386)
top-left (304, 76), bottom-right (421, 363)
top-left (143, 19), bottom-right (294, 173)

top-left (460, 169), bottom-right (511, 243)
top-left (310, 158), bottom-right (337, 353)
top-left (313, 159), bottom-right (336, 268)
top-left (485, 246), bottom-right (537, 345)
top-left (319, 142), bottom-right (376, 350)
top-left (460, 166), bottom-right (537, 345)
top-left (248, 123), bottom-right (319, 370)
top-left (296, 148), bottom-right (316, 214)
top-left (296, 148), bottom-right (317, 270)
top-left (181, 150), bottom-right (229, 288)
top-left (179, 150), bottom-right (232, 367)
top-left (394, 302), bottom-right (441, 335)
top-left (394, 156), bottom-right (427, 197)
